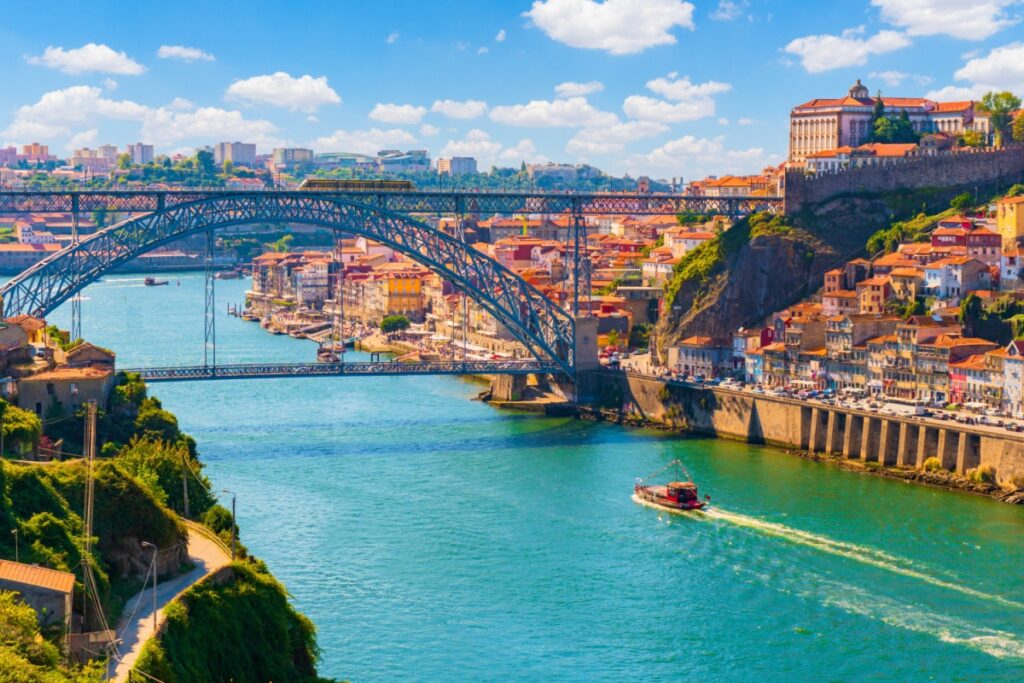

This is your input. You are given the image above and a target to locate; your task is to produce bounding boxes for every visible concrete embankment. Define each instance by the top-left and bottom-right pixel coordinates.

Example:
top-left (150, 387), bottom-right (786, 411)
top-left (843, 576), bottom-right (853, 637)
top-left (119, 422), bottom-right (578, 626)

top-left (575, 370), bottom-right (1024, 499)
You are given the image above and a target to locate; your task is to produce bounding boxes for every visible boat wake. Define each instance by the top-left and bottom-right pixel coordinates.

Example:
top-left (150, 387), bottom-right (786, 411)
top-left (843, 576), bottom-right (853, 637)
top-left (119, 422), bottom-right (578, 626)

top-left (701, 507), bottom-right (1024, 611)
top-left (634, 495), bottom-right (1023, 611)
top-left (818, 581), bottom-right (1024, 661)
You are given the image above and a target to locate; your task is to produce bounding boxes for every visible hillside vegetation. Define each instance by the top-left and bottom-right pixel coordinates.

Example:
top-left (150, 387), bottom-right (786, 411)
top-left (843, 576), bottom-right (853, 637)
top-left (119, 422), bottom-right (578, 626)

top-left (656, 182), bottom-right (1019, 351)
top-left (133, 560), bottom-right (328, 683)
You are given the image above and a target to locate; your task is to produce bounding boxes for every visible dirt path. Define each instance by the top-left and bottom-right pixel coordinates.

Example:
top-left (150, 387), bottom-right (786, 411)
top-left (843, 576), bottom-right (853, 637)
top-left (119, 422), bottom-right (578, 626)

top-left (107, 524), bottom-right (232, 681)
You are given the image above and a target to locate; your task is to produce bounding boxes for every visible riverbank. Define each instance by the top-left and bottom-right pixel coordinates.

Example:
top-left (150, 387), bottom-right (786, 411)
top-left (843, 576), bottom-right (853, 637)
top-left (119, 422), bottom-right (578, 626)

top-left (571, 379), bottom-right (1024, 504)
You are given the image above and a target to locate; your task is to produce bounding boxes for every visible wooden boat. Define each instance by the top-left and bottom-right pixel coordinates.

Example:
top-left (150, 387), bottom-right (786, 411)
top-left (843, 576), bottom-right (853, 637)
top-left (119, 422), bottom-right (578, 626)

top-left (144, 277), bottom-right (169, 286)
top-left (633, 459), bottom-right (708, 512)
top-left (317, 347), bottom-right (340, 363)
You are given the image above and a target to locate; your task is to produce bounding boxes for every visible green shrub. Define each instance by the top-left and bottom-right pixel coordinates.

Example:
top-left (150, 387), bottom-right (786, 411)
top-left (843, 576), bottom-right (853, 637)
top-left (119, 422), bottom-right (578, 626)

top-left (968, 465), bottom-right (997, 484)
top-left (923, 456), bottom-right (944, 472)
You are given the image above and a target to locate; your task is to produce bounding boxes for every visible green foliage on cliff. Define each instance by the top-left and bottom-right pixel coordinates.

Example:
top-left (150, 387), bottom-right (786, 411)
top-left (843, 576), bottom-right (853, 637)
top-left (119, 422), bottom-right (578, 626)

top-left (0, 459), bottom-right (185, 630)
top-left (133, 560), bottom-right (327, 683)
top-left (663, 212), bottom-right (796, 309)
top-left (0, 398), bottom-right (42, 456)
top-left (866, 207), bottom-right (958, 254)
top-left (116, 437), bottom-right (215, 518)
top-left (0, 591), bottom-right (106, 681)
top-left (958, 293), bottom-right (1024, 345)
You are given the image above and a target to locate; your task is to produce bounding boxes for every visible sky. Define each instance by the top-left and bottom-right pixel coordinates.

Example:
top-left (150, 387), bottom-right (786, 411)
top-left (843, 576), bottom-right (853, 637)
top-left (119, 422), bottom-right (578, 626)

top-left (0, 0), bottom-right (1022, 180)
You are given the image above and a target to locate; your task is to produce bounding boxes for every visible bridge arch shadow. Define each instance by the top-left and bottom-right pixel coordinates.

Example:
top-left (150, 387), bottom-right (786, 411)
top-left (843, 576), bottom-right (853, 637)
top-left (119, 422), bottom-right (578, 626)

top-left (0, 193), bottom-right (575, 375)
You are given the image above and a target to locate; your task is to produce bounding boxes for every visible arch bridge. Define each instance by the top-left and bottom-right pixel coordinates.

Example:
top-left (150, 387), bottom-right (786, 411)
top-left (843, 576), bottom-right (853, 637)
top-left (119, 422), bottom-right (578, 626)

top-left (0, 189), bottom-right (781, 381)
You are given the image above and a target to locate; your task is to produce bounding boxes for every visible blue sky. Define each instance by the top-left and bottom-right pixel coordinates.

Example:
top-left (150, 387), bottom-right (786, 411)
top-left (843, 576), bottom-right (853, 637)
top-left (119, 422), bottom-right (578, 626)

top-left (1, 0), bottom-right (1022, 179)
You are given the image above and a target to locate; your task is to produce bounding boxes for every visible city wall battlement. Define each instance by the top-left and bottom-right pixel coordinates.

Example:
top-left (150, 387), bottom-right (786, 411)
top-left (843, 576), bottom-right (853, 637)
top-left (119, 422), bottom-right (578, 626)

top-left (784, 146), bottom-right (1024, 213)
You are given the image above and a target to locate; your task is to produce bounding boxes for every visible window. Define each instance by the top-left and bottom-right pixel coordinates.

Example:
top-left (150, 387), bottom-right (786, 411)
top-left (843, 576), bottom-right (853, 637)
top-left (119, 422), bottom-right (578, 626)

top-left (46, 383), bottom-right (54, 396)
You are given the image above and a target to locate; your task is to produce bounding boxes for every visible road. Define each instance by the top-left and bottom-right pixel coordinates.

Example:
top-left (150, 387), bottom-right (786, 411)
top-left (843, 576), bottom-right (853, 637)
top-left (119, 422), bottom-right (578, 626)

top-left (107, 524), bottom-right (232, 682)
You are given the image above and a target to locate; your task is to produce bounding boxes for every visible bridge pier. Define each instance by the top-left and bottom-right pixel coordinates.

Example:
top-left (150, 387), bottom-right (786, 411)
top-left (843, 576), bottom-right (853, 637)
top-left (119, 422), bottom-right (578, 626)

top-left (937, 429), bottom-right (958, 471)
top-left (916, 425), bottom-right (939, 467)
top-left (843, 415), bottom-right (863, 459)
top-left (956, 432), bottom-right (981, 475)
top-left (860, 416), bottom-right (879, 462)
top-left (878, 419), bottom-right (899, 466)
top-left (824, 410), bottom-right (843, 455)
top-left (896, 422), bottom-right (918, 467)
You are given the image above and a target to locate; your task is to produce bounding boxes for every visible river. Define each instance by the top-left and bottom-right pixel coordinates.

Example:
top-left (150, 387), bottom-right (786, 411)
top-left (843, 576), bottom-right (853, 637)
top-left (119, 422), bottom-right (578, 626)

top-left (44, 272), bottom-right (1024, 681)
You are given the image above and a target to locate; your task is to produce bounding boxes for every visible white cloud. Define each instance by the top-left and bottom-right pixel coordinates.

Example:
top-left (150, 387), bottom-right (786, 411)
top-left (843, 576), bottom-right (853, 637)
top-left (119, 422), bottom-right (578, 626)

top-left (477, 47), bottom-right (490, 54)
top-left (167, 97), bottom-right (195, 112)
top-left (226, 72), bottom-right (341, 113)
top-left (524, 0), bottom-right (696, 55)
top-left (386, 32), bottom-right (400, 44)
top-left (738, 117), bottom-right (756, 125)
top-left (455, 41), bottom-right (470, 51)
top-left (566, 120), bottom-right (668, 155)
top-left (440, 128), bottom-right (503, 166)
top-left (871, 0), bottom-right (1019, 40)
top-left (718, 117), bottom-right (730, 125)
top-left (12, 86), bottom-right (150, 126)
top-left (924, 84), bottom-right (989, 100)
top-left (495, 29), bottom-right (507, 42)
top-left (157, 45), bottom-right (215, 62)
top-left (711, 0), bottom-right (750, 21)
top-left (645, 74), bottom-right (731, 101)
top-left (314, 128), bottom-right (417, 155)
top-left (784, 27), bottom-right (911, 73)
top-left (0, 85), bottom-right (280, 149)
top-left (66, 129), bottom-right (98, 151)
top-left (141, 107), bottom-right (280, 147)
top-left (102, 78), bottom-right (118, 92)
top-left (26, 43), bottom-right (145, 75)
top-left (499, 139), bottom-right (546, 164)
top-left (554, 81), bottom-right (604, 97)
top-left (953, 41), bottom-right (1024, 91)
top-left (869, 70), bottom-right (933, 87)
top-left (431, 99), bottom-right (488, 119)
top-left (438, 130), bottom-right (546, 168)
top-left (624, 134), bottom-right (770, 177)
top-left (623, 74), bottom-right (730, 123)
top-left (420, 123), bottom-right (441, 136)
top-left (927, 42), bottom-right (1024, 101)
top-left (369, 103), bottom-right (428, 124)
top-left (490, 96), bottom-right (617, 127)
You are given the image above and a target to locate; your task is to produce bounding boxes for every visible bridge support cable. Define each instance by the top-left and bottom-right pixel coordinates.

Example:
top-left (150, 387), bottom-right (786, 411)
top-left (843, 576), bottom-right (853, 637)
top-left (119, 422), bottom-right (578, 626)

top-left (70, 208), bottom-right (81, 341)
top-left (455, 208), bottom-right (469, 368)
top-left (571, 213), bottom-right (590, 317)
top-left (203, 228), bottom-right (216, 370)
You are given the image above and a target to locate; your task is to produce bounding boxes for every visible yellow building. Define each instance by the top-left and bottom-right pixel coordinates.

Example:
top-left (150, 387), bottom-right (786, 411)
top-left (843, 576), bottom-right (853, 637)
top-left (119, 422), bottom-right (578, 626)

top-left (997, 196), bottom-right (1024, 250)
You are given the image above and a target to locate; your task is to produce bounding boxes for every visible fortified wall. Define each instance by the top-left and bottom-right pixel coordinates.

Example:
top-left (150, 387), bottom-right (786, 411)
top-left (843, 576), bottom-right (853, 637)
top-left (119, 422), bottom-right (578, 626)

top-left (784, 146), bottom-right (1024, 214)
top-left (584, 371), bottom-right (1024, 488)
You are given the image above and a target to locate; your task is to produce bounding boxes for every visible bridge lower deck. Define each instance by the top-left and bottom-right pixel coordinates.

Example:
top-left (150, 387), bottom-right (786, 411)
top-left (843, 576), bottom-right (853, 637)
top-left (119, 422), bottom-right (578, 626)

top-left (125, 360), bottom-right (561, 382)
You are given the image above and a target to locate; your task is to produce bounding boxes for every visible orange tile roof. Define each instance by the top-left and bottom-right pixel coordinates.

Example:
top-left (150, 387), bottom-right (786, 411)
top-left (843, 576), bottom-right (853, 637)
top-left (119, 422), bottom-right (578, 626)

top-left (24, 365), bottom-right (113, 381)
top-left (0, 560), bottom-right (74, 594)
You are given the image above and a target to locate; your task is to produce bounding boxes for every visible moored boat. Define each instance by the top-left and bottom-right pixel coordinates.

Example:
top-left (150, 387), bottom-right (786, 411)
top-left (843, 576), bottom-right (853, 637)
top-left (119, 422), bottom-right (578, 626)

top-left (144, 277), bottom-right (169, 286)
top-left (317, 346), bottom-right (340, 363)
top-left (633, 459), bottom-right (708, 512)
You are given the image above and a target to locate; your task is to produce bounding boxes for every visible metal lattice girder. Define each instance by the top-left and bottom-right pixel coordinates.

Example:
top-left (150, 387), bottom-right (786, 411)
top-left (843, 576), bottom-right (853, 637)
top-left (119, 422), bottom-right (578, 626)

top-left (0, 194), bottom-right (578, 374)
top-left (125, 359), bottom-right (557, 382)
top-left (0, 189), bottom-right (782, 217)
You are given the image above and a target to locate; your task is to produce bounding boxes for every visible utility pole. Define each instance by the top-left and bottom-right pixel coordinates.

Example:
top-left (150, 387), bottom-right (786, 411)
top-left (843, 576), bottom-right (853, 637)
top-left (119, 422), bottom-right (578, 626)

top-left (141, 541), bottom-right (157, 634)
top-left (80, 401), bottom-right (97, 628)
top-left (11, 529), bottom-right (17, 563)
top-left (180, 449), bottom-right (190, 519)
top-left (223, 489), bottom-right (237, 561)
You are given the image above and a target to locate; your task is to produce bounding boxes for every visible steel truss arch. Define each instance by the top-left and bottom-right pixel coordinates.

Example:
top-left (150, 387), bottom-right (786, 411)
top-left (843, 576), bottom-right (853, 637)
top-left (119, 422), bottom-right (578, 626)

top-left (0, 194), bottom-right (576, 374)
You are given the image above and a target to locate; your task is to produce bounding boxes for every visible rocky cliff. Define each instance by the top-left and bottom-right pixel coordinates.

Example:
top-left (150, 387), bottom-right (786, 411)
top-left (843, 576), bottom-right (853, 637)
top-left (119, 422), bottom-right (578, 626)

top-left (655, 191), bottom-right (946, 351)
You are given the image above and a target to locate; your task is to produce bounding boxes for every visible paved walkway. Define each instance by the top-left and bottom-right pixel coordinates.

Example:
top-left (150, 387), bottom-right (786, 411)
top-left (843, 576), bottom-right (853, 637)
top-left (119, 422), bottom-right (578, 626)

top-left (107, 525), bottom-right (232, 682)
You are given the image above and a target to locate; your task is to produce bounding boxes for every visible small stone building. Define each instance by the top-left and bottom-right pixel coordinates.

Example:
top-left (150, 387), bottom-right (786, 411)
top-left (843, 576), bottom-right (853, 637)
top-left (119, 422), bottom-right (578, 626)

top-left (0, 559), bottom-right (74, 628)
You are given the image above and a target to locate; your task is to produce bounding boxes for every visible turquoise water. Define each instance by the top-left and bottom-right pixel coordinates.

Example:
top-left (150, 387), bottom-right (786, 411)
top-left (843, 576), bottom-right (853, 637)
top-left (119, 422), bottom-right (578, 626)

top-left (47, 273), bottom-right (1024, 681)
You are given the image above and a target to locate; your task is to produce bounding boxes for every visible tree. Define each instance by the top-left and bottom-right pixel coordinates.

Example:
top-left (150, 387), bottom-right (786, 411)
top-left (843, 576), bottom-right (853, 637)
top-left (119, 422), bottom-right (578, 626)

top-left (380, 314), bottom-right (411, 334)
top-left (980, 91), bottom-right (1022, 147)
top-left (196, 149), bottom-right (216, 174)
top-left (1013, 113), bottom-right (1024, 144)
top-left (960, 130), bottom-right (985, 148)
top-left (950, 192), bottom-right (973, 211)
top-left (117, 153), bottom-right (132, 170)
top-left (605, 329), bottom-right (621, 348)
top-left (222, 160), bottom-right (235, 175)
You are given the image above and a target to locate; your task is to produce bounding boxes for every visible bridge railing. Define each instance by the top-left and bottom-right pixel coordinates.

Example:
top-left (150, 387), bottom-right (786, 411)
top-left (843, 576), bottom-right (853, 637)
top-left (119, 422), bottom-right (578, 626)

top-left (124, 359), bottom-right (562, 381)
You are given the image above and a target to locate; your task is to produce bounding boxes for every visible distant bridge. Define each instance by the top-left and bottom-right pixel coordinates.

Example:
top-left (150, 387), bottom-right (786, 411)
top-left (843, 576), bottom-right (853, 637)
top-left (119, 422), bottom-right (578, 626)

top-left (125, 359), bottom-right (556, 382)
top-left (0, 187), bottom-right (782, 217)
top-left (0, 188), bottom-right (779, 381)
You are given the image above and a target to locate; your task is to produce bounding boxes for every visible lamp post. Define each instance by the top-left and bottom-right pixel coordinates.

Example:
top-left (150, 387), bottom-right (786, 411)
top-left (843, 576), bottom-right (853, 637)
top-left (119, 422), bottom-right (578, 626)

top-left (11, 529), bottom-right (18, 563)
top-left (141, 541), bottom-right (157, 634)
top-left (222, 489), bottom-right (237, 561)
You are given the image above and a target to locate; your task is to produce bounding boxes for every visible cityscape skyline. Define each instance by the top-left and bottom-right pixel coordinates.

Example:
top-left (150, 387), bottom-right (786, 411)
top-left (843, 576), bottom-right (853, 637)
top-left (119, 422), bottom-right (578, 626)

top-left (0, 0), bottom-right (1022, 179)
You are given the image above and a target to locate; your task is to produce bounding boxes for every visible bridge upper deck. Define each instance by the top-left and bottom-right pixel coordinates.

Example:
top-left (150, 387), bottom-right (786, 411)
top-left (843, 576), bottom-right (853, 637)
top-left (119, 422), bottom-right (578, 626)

top-left (0, 188), bottom-right (781, 217)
